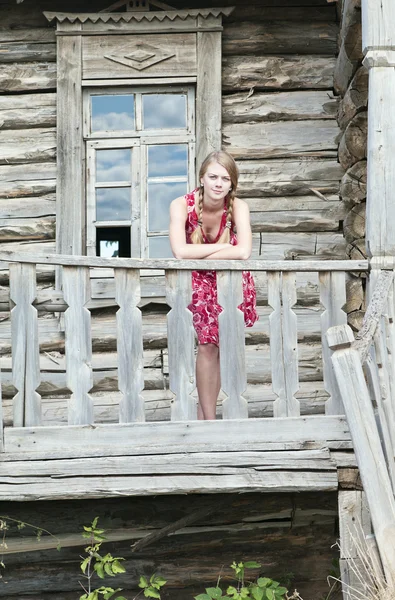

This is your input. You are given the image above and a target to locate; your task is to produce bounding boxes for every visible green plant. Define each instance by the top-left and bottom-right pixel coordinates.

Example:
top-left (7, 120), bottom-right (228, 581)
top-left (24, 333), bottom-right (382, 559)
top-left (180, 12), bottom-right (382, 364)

top-left (194, 561), bottom-right (302, 600)
top-left (138, 574), bottom-right (167, 598)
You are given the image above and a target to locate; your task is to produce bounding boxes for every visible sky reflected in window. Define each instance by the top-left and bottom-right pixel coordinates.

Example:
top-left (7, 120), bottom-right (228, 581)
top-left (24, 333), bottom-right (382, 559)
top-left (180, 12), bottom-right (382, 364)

top-left (143, 94), bottom-right (187, 129)
top-left (149, 236), bottom-right (173, 258)
top-left (96, 187), bottom-right (131, 221)
top-left (96, 149), bottom-right (131, 183)
top-left (148, 144), bottom-right (188, 178)
top-left (148, 181), bottom-right (187, 231)
top-left (91, 95), bottom-right (135, 132)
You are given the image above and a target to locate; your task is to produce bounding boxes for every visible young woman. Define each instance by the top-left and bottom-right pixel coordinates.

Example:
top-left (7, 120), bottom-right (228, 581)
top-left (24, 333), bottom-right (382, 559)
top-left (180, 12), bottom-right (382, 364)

top-left (169, 151), bottom-right (258, 420)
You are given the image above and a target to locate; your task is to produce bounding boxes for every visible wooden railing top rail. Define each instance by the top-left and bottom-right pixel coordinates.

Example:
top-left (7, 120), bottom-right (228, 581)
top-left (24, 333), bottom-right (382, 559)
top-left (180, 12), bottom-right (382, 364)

top-left (0, 252), bottom-right (370, 272)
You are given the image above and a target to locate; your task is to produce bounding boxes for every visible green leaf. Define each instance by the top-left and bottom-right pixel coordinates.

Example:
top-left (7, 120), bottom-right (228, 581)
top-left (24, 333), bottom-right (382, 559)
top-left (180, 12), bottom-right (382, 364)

top-left (144, 589), bottom-right (161, 598)
top-left (139, 576), bottom-right (149, 589)
top-left (94, 563), bottom-right (105, 579)
top-left (92, 517), bottom-right (99, 528)
top-left (194, 595), bottom-right (212, 600)
top-left (244, 562), bottom-right (261, 569)
top-left (104, 563), bottom-right (114, 577)
top-left (250, 587), bottom-right (264, 600)
top-left (151, 575), bottom-right (166, 587)
top-left (80, 557), bottom-right (90, 574)
top-left (112, 561), bottom-right (126, 574)
top-left (257, 578), bottom-right (272, 588)
top-left (206, 587), bottom-right (223, 599)
top-left (227, 586), bottom-right (239, 598)
top-left (274, 587), bottom-right (287, 596)
top-left (266, 590), bottom-right (274, 600)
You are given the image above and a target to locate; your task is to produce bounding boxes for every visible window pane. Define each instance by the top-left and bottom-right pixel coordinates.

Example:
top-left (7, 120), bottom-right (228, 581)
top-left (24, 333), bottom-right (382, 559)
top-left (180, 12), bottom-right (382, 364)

top-left (148, 181), bottom-right (187, 232)
top-left (143, 94), bottom-right (187, 129)
top-left (96, 149), bottom-right (131, 183)
top-left (100, 240), bottom-right (119, 258)
top-left (96, 188), bottom-right (131, 221)
top-left (148, 145), bottom-right (188, 178)
top-left (149, 236), bottom-right (173, 258)
top-left (96, 227), bottom-right (131, 258)
top-left (91, 94), bottom-right (135, 132)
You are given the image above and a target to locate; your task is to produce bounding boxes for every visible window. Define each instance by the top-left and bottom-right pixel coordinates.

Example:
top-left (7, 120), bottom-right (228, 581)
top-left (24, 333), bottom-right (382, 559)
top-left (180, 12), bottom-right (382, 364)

top-left (85, 87), bottom-right (195, 258)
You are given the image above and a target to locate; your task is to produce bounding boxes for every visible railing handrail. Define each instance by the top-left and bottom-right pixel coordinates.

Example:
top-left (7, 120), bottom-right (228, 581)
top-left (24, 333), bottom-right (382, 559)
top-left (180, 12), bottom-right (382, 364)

top-left (0, 251), bottom-right (370, 272)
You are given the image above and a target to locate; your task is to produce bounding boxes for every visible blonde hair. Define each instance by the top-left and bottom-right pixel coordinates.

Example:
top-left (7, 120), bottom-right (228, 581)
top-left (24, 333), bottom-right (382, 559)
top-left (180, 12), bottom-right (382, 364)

top-left (191, 151), bottom-right (239, 244)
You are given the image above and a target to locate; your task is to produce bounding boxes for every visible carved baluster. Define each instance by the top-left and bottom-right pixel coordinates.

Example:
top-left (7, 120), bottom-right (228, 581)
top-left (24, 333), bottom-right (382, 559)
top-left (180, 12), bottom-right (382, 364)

top-left (115, 268), bottom-right (145, 423)
top-left (268, 271), bottom-right (300, 417)
top-left (217, 271), bottom-right (248, 419)
top-left (319, 270), bottom-right (347, 415)
top-left (63, 266), bottom-right (93, 425)
top-left (10, 262), bottom-right (41, 427)
top-left (166, 270), bottom-right (196, 420)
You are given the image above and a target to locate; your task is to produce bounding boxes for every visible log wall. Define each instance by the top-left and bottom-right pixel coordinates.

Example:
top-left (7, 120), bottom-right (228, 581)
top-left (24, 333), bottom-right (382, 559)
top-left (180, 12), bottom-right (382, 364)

top-left (0, 0), bottom-right (345, 423)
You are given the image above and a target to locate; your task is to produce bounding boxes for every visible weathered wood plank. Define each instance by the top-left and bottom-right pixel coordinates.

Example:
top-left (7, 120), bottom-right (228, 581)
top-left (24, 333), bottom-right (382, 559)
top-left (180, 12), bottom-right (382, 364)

top-left (0, 41), bottom-right (55, 63)
top-left (238, 159), bottom-right (343, 197)
top-left (340, 160), bottom-right (366, 206)
top-left (0, 217), bottom-right (55, 241)
top-left (0, 62), bottom-right (56, 92)
top-left (338, 112), bottom-right (367, 171)
top-left (333, 0), bottom-right (362, 95)
top-left (361, 0), bottom-right (395, 53)
top-left (223, 21), bottom-right (338, 55)
top-left (62, 266), bottom-right (93, 425)
top-left (328, 325), bottom-right (395, 584)
top-left (223, 91), bottom-right (338, 123)
top-left (9, 263), bottom-right (41, 427)
top-left (218, 271), bottom-right (248, 419)
top-left (226, 5), bottom-right (336, 21)
top-left (268, 272), bottom-right (300, 417)
top-left (319, 271), bottom-right (347, 415)
top-left (0, 194), bottom-right (55, 219)
top-left (223, 121), bottom-right (339, 159)
top-left (115, 269), bottom-right (145, 423)
top-left (338, 66), bottom-right (368, 130)
top-left (222, 55), bottom-right (336, 92)
top-left (3, 416), bottom-right (351, 454)
top-left (0, 128), bottom-right (56, 165)
top-left (165, 270), bottom-right (196, 421)
top-left (0, 162), bottom-right (56, 198)
top-left (0, 93), bottom-right (56, 129)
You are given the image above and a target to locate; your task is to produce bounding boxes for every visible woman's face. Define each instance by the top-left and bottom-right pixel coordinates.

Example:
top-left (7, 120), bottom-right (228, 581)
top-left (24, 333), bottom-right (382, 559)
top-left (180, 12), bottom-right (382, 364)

top-left (200, 161), bottom-right (232, 203)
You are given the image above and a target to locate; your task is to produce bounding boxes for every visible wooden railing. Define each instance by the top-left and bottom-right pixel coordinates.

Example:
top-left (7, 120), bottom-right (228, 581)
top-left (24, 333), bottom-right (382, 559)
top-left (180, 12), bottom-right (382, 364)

top-left (0, 252), bottom-right (369, 431)
top-left (328, 269), bottom-right (395, 585)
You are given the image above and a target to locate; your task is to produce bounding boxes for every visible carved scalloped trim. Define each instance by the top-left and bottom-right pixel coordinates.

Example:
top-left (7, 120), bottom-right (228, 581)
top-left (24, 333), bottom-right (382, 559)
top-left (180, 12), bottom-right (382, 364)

top-left (44, 7), bottom-right (234, 24)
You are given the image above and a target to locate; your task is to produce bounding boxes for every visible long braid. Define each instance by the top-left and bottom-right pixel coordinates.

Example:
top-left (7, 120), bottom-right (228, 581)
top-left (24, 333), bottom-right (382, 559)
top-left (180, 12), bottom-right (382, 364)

top-left (217, 189), bottom-right (235, 244)
top-left (190, 186), bottom-right (205, 244)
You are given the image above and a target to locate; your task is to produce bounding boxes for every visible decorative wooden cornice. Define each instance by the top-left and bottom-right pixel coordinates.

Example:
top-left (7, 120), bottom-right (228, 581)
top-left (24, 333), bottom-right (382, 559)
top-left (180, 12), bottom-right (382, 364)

top-left (44, 7), bottom-right (234, 24)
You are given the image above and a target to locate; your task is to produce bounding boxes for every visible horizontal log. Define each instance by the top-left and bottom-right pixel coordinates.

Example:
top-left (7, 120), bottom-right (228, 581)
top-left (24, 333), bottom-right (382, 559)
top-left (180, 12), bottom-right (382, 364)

top-left (222, 55), bottom-right (336, 91)
top-left (0, 162), bottom-right (56, 198)
top-left (346, 238), bottom-right (367, 261)
top-left (340, 160), bottom-right (366, 205)
top-left (343, 202), bottom-right (365, 243)
top-left (0, 194), bottom-right (55, 218)
top-left (333, 0), bottom-right (363, 95)
top-left (223, 90), bottom-right (338, 123)
top-left (0, 28), bottom-right (55, 43)
top-left (226, 5), bottom-right (336, 21)
top-left (338, 66), bottom-right (368, 130)
top-left (0, 128), bottom-right (56, 165)
top-left (0, 217), bottom-right (55, 241)
top-left (223, 120), bottom-right (339, 159)
top-left (238, 159), bottom-right (344, 197)
top-left (0, 62), bottom-right (56, 92)
top-left (0, 42), bottom-right (56, 63)
top-left (223, 21), bottom-right (338, 55)
top-left (338, 111), bottom-right (367, 170)
top-left (0, 93), bottom-right (56, 129)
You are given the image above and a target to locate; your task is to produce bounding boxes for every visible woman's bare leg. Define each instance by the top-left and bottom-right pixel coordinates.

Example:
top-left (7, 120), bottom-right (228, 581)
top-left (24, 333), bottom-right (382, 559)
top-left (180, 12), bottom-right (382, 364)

top-left (196, 343), bottom-right (221, 420)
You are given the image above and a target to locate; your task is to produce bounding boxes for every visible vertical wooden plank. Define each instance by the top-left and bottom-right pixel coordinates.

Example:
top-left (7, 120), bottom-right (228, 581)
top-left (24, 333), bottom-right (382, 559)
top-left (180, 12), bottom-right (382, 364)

top-left (268, 272), bottom-right (300, 417)
top-left (320, 271), bottom-right (347, 415)
top-left (328, 324), bottom-right (395, 585)
top-left (363, 350), bottom-right (395, 492)
top-left (9, 263), bottom-right (41, 427)
top-left (166, 270), bottom-right (196, 421)
top-left (115, 268), bottom-right (145, 423)
top-left (217, 271), bottom-right (248, 419)
top-left (384, 280), bottom-right (395, 440)
top-left (62, 266), bottom-right (93, 425)
top-left (0, 365), bottom-right (2, 451)
top-left (339, 490), bottom-right (372, 600)
top-left (56, 24), bottom-right (83, 256)
top-left (361, 0), bottom-right (395, 52)
top-left (196, 25), bottom-right (221, 169)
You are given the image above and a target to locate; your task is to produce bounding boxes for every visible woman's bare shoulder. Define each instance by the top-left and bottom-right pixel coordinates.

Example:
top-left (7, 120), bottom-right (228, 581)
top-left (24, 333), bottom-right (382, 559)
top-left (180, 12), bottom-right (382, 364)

top-left (233, 197), bottom-right (250, 213)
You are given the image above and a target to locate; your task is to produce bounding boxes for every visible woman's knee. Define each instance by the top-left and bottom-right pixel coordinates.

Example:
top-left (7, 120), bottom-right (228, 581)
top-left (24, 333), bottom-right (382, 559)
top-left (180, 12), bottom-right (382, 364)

top-left (198, 343), bottom-right (219, 360)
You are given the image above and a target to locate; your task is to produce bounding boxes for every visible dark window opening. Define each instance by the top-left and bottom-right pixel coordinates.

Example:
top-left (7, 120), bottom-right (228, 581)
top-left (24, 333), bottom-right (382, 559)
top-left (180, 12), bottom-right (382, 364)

top-left (96, 227), bottom-right (131, 258)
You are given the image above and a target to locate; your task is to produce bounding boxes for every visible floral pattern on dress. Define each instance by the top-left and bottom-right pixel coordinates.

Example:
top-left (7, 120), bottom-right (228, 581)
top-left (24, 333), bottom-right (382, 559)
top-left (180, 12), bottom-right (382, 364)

top-left (185, 189), bottom-right (259, 345)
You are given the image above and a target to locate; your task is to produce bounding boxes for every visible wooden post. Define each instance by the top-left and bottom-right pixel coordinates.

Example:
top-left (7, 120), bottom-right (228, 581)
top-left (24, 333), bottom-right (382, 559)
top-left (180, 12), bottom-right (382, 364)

top-left (115, 269), bottom-right (145, 423)
top-left (166, 270), bottom-right (196, 421)
top-left (9, 263), bottom-right (42, 427)
top-left (62, 266), bottom-right (94, 425)
top-left (217, 271), bottom-right (248, 419)
top-left (361, 0), bottom-right (395, 258)
top-left (328, 324), bottom-right (395, 584)
top-left (319, 271), bottom-right (347, 415)
top-left (268, 272), bottom-right (300, 417)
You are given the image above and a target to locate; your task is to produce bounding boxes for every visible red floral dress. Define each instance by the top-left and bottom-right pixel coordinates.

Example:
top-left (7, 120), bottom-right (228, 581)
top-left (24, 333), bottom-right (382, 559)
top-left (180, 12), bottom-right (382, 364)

top-left (185, 189), bottom-right (258, 346)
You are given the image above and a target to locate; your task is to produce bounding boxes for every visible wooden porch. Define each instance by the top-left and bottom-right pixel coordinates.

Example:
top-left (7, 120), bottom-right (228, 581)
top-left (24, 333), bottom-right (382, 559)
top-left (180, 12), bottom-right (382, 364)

top-left (0, 252), bottom-right (366, 501)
